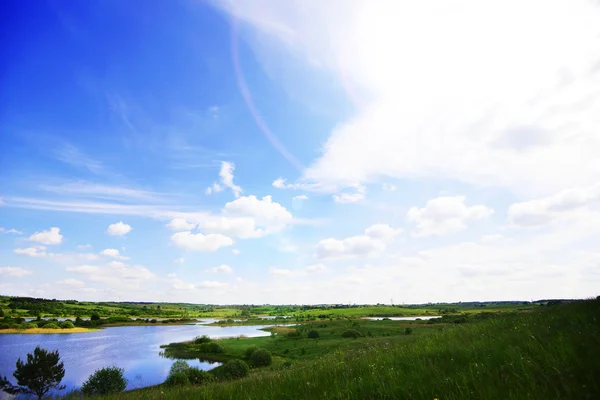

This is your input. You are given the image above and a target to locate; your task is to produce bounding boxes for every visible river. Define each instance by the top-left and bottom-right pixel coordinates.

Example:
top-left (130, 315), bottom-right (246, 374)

top-left (0, 321), bottom-right (273, 398)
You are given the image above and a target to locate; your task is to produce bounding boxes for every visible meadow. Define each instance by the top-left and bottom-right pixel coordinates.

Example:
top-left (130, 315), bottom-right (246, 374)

top-left (56, 298), bottom-right (600, 400)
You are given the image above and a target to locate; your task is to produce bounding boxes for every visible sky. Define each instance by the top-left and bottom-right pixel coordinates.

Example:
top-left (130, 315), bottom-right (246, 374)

top-left (1, 0), bottom-right (600, 304)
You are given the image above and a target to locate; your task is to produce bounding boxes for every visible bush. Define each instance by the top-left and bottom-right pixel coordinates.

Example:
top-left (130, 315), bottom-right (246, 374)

top-left (0, 324), bottom-right (10, 330)
top-left (244, 345), bottom-right (259, 358)
top-left (60, 321), bottom-right (75, 329)
top-left (404, 327), bottom-right (413, 335)
top-left (199, 342), bottom-right (224, 353)
top-left (81, 366), bottom-right (127, 396)
top-left (194, 335), bottom-right (212, 344)
top-left (250, 348), bottom-right (272, 367)
top-left (222, 360), bottom-right (250, 380)
top-left (186, 367), bottom-right (213, 385)
top-left (44, 323), bottom-right (60, 329)
top-left (307, 329), bottom-right (320, 339)
top-left (286, 330), bottom-right (300, 338)
top-left (90, 313), bottom-right (100, 321)
top-left (341, 329), bottom-right (361, 339)
top-left (164, 371), bottom-right (189, 386)
top-left (20, 323), bottom-right (37, 330)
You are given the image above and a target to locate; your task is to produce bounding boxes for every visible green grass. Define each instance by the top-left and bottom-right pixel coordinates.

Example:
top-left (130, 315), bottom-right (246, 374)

top-left (69, 298), bottom-right (600, 400)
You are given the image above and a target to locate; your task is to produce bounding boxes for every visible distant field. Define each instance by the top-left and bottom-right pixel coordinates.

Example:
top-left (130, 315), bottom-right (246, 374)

top-left (0, 327), bottom-right (96, 334)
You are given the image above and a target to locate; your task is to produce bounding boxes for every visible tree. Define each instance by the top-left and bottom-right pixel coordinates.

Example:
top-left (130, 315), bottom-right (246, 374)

top-left (222, 360), bottom-right (250, 380)
top-left (250, 348), bottom-right (272, 367)
top-left (307, 329), bottom-right (320, 339)
top-left (81, 366), bottom-right (127, 396)
top-left (0, 346), bottom-right (65, 400)
top-left (90, 312), bottom-right (100, 321)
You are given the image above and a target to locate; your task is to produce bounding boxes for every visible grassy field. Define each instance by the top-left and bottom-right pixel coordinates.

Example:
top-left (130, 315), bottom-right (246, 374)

top-left (62, 298), bottom-right (600, 400)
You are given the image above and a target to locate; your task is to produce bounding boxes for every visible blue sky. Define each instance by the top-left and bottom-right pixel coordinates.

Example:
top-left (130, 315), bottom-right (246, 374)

top-left (1, 0), bottom-right (600, 304)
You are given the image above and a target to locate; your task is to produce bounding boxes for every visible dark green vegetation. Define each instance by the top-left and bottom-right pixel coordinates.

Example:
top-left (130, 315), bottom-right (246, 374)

top-left (164, 361), bottom-right (214, 387)
top-left (81, 366), bottom-right (127, 396)
top-left (1, 346), bottom-right (66, 400)
top-left (60, 297), bottom-right (600, 400)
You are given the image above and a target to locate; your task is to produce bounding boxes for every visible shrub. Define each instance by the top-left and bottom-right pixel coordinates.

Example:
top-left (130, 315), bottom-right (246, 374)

top-left (21, 323), bottom-right (38, 330)
top-left (60, 321), bottom-right (75, 329)
top-left (169, 360), bottom-right (190, 376)
top-left (405, 327), bottom-right (413, 335)
top-left (245, 345), bottom-right (259, 358)
top-left (164, 371), bottom-right (189, 387)
top-left (0, 324), bottom-right (10, 330)
top-left (194, 335), bottom-right (212, 344)
top-left (90, 313), bottom-right (100, 321)
top-left (250, 349), bottom-right (272, 367)
top-left (342, 329), bottom-right (361, 339)
top-left (44, 323), bottom-right (60, 329)
top-left (81, 366), bottom-right (127, 396)
top-left (186, 367), bottom-right (213, 385)
top-left (286, 330), bottom-right (300, 338)
top-left (307, 329), bottom-right (320, 339)
top-left (222, 360), bottom-right (249, 380)
top-left (199, 342), bottom-right (224, 353)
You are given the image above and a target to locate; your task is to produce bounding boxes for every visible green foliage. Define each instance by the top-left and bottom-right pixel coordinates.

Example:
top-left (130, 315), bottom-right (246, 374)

top-left (341, 329), bottom-right (362, 339)
top-left (60, 321), bottom-right (75, 329)
top-left (20, 322), bottom-right (38, 330)
top-left (199, 342), bottom-right (224, 353)
top-left (43, 322), bottom-right (60, 329)
top-left (222, 360), bottom-right (250, 380)
top-left (250, 348), bottom-right (272, 367)
top-left (186, 368), bottom-right (214, 385)
top-left (307, 329), bottom-right (320, 339)
top-left (244, 345), bottom-right (259, 358)
top-left (164, 371), bottom-right (190, 387)
top-left (0, 346), bottom-right (65, 400)
top-left (404, 327), bottom-right (413, 335)
top-left (90, 312), bottom-right (101, 321)
top-left (194, 335), bottom-right (212, 344)
top-left (81, 366), bottom-right (127, 396)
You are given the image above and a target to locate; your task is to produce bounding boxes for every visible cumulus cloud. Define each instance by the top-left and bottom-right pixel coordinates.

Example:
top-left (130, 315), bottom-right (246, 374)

top-left (170, 231), bottom-right (234, 252)
top-left (106, 221), bottom-right (132, 236)
top-left (56, 278), bottom-right (85, 287)
top-left (29, 227), bottom-right (63, 245)
top-left (333, 185), bottom-right (366, 204)
top-left (206, 161), bottom-right (243, 197)
top-left (100, 248), bottom-right (128, 259)
top-left (206, 264), bottom-right (234, 274)
top-left (315, 223), bottom-right (402, 259)
top-left (224, 195), bottom-right (292, 227)
top-left (67, 262), bottom-right (155, 287)
top-left (407, 196), bottom-right (494, 237)
top-left (269, 263), bottom-right (328, 277)
top-left (13, 246), bottom-right (100, 261)
top-left (0, 266), bottom-right (32, 277)
top-left (508, 184), bottom-right (600, 227)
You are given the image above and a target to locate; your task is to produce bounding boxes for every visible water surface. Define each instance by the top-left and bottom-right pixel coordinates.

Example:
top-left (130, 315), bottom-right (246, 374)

top-left (0, 323), bottom-right (271, 398)
top-left (363, 316), bottom-right (441, 321)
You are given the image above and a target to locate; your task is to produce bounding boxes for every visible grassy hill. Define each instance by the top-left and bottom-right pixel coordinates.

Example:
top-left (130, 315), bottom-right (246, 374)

top-left (68, 297), bottom-right (600, 400)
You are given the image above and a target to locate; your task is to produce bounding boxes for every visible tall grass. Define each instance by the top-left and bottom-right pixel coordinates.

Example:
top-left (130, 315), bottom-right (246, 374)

top-left (62, 299), bottom-right (600, 400)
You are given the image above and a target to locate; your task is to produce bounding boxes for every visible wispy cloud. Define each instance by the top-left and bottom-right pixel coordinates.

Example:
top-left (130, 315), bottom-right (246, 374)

top-left (55, 142), bottom-right (105, 175)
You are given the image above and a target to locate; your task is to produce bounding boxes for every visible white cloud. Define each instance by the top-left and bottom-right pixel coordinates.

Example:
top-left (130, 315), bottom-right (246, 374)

top-left (13, 246), bottom-right (99, 262)
top-left (0, 227), bottom-right (22, 235)
top-left (217, 0), bottom-right (600, 198)
top-left (382, 184), bottom-right (397, 192)
top-left (174, 257), bottom-right (185, 264)
top-left (508, 184), bottom-right (600, 227)
top-left (315, 223), bottom-right (401, 259)
top-left (269, 263), bottom-right (328, 277)
top-left (206, 161), bottom-right (242, 197)
top-left (170, 231), bottom-right (234, 252)
top-left (0, 267), bottom-right (32, 277)
top-left (224, 195), bottom-right (292, 227)
top-left (77, 244), bottom-right (92, 250)
top-left (293, 195), bottom-right (308, 200)
top-left (197, 216), bottom-right (265, 239)
top-left (29, 227), bottom-right (63, 245)
top-left (106, 221), bottom-right (132, 236)
top-left (14, 246), bottom-right (48, 258)
top-left (206, 264), bottom-right (234, 274)
top-left (67, 262), bottom-right (155, 287)
top-left (407, 196), bottom-right (494, 237)
top-left (333, 185), bottom-right (366, 204)
top-left (100, 248), bottom-right (128, 259)
top-left (166, 218), bottom-right (196, 231)
top-left (232, 249), bottom-right (240, 255)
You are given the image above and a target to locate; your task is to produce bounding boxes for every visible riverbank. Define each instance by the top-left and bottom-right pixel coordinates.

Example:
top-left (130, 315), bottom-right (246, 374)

top-left (0, 327), bottom-right (98, 334)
